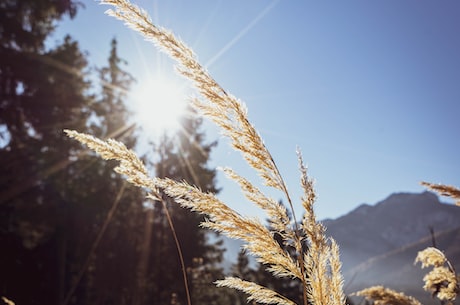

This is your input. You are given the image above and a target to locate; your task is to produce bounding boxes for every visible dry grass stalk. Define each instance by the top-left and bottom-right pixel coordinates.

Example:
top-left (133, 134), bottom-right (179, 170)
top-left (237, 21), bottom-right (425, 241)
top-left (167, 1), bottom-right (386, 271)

top-left (100, 0), bottom-right (305, 278)
top-left (298, 151), bottom-right (345, 305)
top-left (65, 1), bottom-right (349, 305)
top-left (415, 247), bottom-right (459, 303)
top-left (153, 178), bottom-right (303, 281)
top-left (355, 286), bottom-right (422, 305)
top-left (64, 130), bottom-right (157, 193)
top-left (215, 277), bottom-right (297, 305)
top-left (1, 297), bottom-right (15, 305)
top-left (64, 130), bottom-right (193, 305)
top-left (415, 247), bottom-right (447, 268)
top-left (421, 181), bottom-right (460, 206)
top-left (65, 130), bottom-right (303, 301)
top-left (100, 0), bottom-right (287, 197)
top-left (221, 167), bottom-right (291, 241)
top-left (99, 4), bottom-right (308, 282)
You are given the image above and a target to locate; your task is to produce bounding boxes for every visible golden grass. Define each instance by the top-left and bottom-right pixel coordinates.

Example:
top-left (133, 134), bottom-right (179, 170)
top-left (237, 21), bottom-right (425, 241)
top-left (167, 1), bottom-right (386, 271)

top-left (215, 277), bottom-right (297, 305)
top-left (65, 1), bottom-right (459, 305)
top-left (421, 181), bottom-right (460, 206)
top-left (354, 286), bottom-right (422, 305)
top-left (67, 1), bottom-right (346, 304)
top-left (415, 247), bottom-right (459, 303)
top-left (1, 297), bottom-right (15, 305)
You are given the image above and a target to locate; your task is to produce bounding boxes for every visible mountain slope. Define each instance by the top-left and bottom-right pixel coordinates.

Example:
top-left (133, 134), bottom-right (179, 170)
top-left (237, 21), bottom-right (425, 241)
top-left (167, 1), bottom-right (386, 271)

top-left (323, 191), bottom-right (460, 272)
top-left (323, 191), bottom-right (460, 304)
top-left (345, 227), bottom-right (460, 304)
top-left (220, 191), bottom-right (460, 303)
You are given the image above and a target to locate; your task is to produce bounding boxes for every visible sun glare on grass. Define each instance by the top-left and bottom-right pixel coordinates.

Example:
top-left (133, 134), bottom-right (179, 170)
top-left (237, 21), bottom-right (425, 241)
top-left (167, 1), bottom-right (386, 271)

top-left (131, 76), bottom-right (188, 137)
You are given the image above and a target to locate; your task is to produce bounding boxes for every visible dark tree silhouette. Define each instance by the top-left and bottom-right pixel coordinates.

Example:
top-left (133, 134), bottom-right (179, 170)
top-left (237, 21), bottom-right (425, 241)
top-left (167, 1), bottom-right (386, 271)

top-left (0, 2), bottom-right (146, 304)
top-left (134, 108), bottom-right (228, 305)
top-left (0, 2), bottom-right (230, 305)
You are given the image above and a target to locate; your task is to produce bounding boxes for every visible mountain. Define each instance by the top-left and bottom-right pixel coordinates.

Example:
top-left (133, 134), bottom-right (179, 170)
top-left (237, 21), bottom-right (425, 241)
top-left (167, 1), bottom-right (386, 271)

top-left (219, 191), bottom-right (460, 303)
top-left (344, 227), bottom-right (460, 305)
top-left (323, 191), bottom-right (460, 304)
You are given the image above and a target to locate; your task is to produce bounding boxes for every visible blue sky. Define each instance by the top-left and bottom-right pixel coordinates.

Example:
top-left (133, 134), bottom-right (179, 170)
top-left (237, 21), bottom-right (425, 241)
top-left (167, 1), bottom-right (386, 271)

top-left (50, 0), bottom-right (460, 220)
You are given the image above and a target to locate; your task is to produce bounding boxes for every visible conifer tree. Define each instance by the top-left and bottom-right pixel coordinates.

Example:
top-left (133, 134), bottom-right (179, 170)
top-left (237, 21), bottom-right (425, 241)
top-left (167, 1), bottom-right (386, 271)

top-left (0, 0), bottom-right (91, 304)
top-left (94, 38), bottom-right (135, 138)
top-left (231, 249), bottom-right (258, 305)
top-left (69, 37), bottom-right (145, 305)
top-left (0, 2), bottom-right (145, 304)
top-left (135, 107), bottom-right (228, 305)
top-left (0, 22), bottom-right (96, 305)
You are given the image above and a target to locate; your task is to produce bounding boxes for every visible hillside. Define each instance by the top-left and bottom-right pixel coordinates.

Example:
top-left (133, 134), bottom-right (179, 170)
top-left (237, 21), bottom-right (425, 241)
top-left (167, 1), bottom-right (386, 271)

top-left (323, 191), bottom-right (460, 304)
top-left (323, 191), bottom-right (460, 272)
top-left (344, 227), bottom-right (460, 304)
top-left (221, 191), bottom-right (460, 303)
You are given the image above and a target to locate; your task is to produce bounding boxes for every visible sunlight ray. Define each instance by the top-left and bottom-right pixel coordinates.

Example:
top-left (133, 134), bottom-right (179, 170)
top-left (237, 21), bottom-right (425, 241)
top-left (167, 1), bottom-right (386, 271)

top-left (205, 0), bottom-right (280, 68)
top-left (191, 0), bottom-right (223, 50)
top-left (178, 140), bottom-right (200, 187)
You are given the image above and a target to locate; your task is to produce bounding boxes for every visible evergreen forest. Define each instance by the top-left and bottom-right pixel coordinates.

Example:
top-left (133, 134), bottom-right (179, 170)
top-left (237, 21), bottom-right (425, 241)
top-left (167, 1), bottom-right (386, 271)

top-left (0, 1), bottom-right (248, 304)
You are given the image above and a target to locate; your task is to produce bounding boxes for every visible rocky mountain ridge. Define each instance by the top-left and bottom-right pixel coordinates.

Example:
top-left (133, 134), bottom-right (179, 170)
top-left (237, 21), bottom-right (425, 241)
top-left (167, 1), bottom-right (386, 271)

top-left (323, 191), bottom-right (460, 304)
top-left (221, 191), bottom-right (460, 304)
top-left (323, 191), bottom-right (460, 272)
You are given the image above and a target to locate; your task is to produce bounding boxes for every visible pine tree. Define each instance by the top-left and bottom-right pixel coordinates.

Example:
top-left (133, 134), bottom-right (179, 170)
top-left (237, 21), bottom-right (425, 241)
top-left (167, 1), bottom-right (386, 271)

top-left (0, 2), bottom-right (145, 304)
top-left (134, 107), bottom-right (229, 305)
top-left (69, 38), bottom-right (145, 305)
top-left (94, 38), bottom-right (136, 138)
top-left (0, 32), bottom-right (96, 305)
top-left (230, 249), bottom-right (258, 305)
top-left (0, 0), bottom-right (80, 52)
top-left (0, 0), bottom-right (82, 150)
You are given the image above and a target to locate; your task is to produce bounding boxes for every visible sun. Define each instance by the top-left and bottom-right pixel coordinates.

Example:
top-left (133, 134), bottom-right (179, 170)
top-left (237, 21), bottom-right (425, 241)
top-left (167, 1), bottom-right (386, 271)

top-left (130, 75), bottom-right (188, 137)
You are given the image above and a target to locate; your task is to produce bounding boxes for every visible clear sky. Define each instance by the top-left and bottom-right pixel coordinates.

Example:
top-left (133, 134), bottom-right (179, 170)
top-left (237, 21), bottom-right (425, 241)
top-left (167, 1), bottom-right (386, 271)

top-left (49, 0), bottom-right (460, 221)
